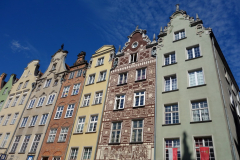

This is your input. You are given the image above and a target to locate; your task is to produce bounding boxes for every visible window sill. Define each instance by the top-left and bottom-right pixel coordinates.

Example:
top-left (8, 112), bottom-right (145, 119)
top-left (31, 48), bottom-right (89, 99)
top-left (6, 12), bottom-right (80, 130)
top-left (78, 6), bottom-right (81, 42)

top-left (9, 152), bottom-right (15, 154)
top-left (96, 80), bottom-right (106, 83)
top-left (36, 106), bottom-right (43, 108)
top-left (54, 118), bottom-right (61, 120)
top-left (113, 108), bottom-right (124, 111)
top-left (129, 142), bottom-right (143, 144)
top-left (28, 126), bottom-right (35, 128)
top-left (64, 117), bottom-right (72, 119)
top-left (108, 143), bottom-right (120, 145)
top-left (190, 120), bottom-right (212, 124)
top-left (19, 127), bottom-right (25, 129)
top-left (61, 96), bottom-right (67, 98)
top-left (38, 124), bottom-right (45, 126)
top-left (28, 152), bottom-right (36, 154)
top-left (46, 103), bottom-right (53, 106)
top-left (162, 89), bottom-right (179, 94)
top-left (46, 142), bottom-right (54, 143)
top-left (85, 131), bottom-right (97, 134)
top-left (81, 105), bottom-right (89, 108)
top-left (187, 84), bottom-right (206, 89)
top-left (135, 79), bottom-right (146, 83)
top-left (73, 132), bottom-right (83, 135)
top-left (185, 55), bottom-right (203, 61)
top-left (117, 83), bottom-right (127, 86)
top-left (57, 141), bottom-right (66, 143)
top-left (162, 123), bottom-right (181, 126)
top-left (27, 108), bottom-right (33, 110)
top-left (173, 37), bottom-right (187, 42)
top-left (162, 62), bottom-right (177, 67)
top-left (86, 83), bottom-right (94, 86)
top-left (92, 103), bottom-right (102, 106)
top-left (133, 105), bottom-right (145, 109)
top-left (18, 152), bottom-right (25, 154)
top-left (129, 61), bottom-right (138, 64)
top-left (71, 94), bottom-right (78, 96)
top-left (95, 64), bottom-right (104, 67)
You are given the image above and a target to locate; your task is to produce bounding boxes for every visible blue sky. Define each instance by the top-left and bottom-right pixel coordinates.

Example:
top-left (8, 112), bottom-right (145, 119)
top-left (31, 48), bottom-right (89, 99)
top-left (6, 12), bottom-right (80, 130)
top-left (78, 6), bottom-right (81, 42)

top-left (1, 0), bottom-right (240, 85)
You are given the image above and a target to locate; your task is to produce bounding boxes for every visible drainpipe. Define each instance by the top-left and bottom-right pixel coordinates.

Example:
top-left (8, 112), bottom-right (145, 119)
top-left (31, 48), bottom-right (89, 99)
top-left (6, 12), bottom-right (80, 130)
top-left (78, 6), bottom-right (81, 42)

top-left (211, 37), bottom-right (237, 160)
top-left (154, 51), bottom-right (157, 160)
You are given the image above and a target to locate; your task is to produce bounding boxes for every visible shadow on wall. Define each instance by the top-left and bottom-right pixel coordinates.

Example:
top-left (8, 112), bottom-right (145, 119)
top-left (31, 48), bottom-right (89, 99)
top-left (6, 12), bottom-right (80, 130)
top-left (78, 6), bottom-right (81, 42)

top-left (230, 105), bottom-right (240, 158)
top-left (182, 131), bottom-right (192, 160)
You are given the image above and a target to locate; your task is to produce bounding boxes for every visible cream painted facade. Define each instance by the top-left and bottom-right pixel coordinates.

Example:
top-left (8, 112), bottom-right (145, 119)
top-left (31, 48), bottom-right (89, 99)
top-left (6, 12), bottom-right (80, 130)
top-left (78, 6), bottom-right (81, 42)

top-left (0, 60), bottom-right (40, 156)
top-left (66, 45), bottom-right (114, 160)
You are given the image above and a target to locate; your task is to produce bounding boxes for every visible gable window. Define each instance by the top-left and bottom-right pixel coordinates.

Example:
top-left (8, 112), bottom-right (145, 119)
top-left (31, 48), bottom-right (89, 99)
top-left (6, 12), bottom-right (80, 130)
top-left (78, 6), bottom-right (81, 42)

top-left (11, 96), bottom-right (19, 107)
top-left (72, 83), bottom-right (81, 95)
top-left (10, 136), bottom-right (21, 153)
top-left (164, 52), bottom-right (176, 65)
top-left (55, 106), bottom-right (64, 119)
top-left (118, 73), bottom-right (127, 85)
top-left (10, 113), bottom-right (19, 125)
top-left (94, 92), bottom-right (103, 105)
top-left (58, 127), bottom-right (69, 142)
top-left (52, 63), bottom-right (57, 70)
top-left (17, 82), bottom-right (23, 90)
top-left (187, 46), bottom-right (200, 59)
top-left (164, 75), bottom-right (177, 91)
top-left (0, 133), bottom-right (10, 148)
top-left (136, 68), bottom-right (146, 81)
top-left (130, 53), bottom-right (137, 63)
top-left (82, 94), bottom-right (91, 107)
top-left (39, 114), bottom-right (48, 125)
top-left (165, 139), bottom-right (181, 160)
top-left (19, 94), bottom-right (27, 105)
top-left (36, 96), bottom-right (45, 107)
top-left (19, 135), bottom-right (31, 153)
top-left (97, 57), bottom-right (104, 66)
top-left (20, 117), bottom-right (28, 127)
top-left (192, 100), bottom-right (209, 122)
top-left (76, 69), bottom-right (82, 77)
top-left (115, 95), bottom-right (125, 110)
top-left (98, 71), bottom-right (106, 82)
top-left (3, 114), bottom-right (11, 126)
top-left (44, 79), bottom-right (52, 88)
top-left (131, 120), bottom-right (143, 142)
top-left (23, 80), bottom-right (29, 88)
top-left (69, 72), bottom-right (75, 79)
top-left (134, 91), bottom-right (145, 107)
top-left (2, 87), bottom-right (8, 95)
top-left (88, 115), bottom-right (98, 132)
top-left (189, 69), bottom-right (204, 87)
top-left (29, 115), bottom-right (38, 126)
top-left (65, 104), bottom-right (75, 118)
top-left (76, 117), bottom-right (85, 133)
top-left (5, 98), bottom-right (12, 108)
top-left (174, 30), bottom-right (185, 40)
top-left (110, 122), bottom-right (122, 143)
top-left (194, 137), bottom-right (215, 160)
top-left (87, 74), bottom-right (95, 85)
top-left (46, 93), bottom-right (56, 105)
top-left (69, 148), bottom-right (78, 160)
top-left (62, 86), bottom-right (70, 97)
top-left (27, 99), bottom-right (36, 109)
top-left (47, 129), bottom-right (57, 143)
top-left (165, 104), bottom-right (179, 124)
top-left (30, 134), bottom-right (41, 153)
top-left (53, 80), bottom-right (58, 86)
top-left (82, 147), bottom-right (92, 160)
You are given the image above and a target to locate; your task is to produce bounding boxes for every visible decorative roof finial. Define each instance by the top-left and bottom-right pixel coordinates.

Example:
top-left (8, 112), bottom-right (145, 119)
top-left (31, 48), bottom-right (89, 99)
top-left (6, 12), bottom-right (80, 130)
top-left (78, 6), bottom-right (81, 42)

top-left (136, 25), bottom-right (139, 30)
top-left (61, 43), bottom-right (64, 50)
top-left (196, 13), bottom-right (199, 19)
top-left (176, 4), bottom-right (179, 11)
top-left (160, 27), bottom-right (163, 32)
top-left (118, 45), bottom-right (121, 52)
top-left (153, 34), bottom-right (156, 41)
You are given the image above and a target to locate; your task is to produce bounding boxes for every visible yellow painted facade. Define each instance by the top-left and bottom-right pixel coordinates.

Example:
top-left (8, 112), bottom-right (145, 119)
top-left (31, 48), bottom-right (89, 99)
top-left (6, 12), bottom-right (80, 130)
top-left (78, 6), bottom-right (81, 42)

top-left (0, 60), bottom-right (39, 155)
top-left (66, 45), bottom-right (114, 160)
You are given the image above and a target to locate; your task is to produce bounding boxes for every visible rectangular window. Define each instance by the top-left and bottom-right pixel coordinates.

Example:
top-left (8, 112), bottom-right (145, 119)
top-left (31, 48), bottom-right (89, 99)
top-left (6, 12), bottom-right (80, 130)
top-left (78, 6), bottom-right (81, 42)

top-left (165, 139), bottom-right (181, 160)
top-left (97, 57), bottom-right (104, 66)
top-left (88, 115), bottom-right (98, 132)
top-left (187, 46), bottom-right (200, 59)
top-left (72, 83), bottom-right (81, 95)
top-left (118, 73), bottom-right (127, 84)
top-left (130, 53), bottom-right (137, 63)
top-left (165, 75), bottom-right (177, 91)
top-left (76, 117), bottom-right (85, 133)
top-left (164, 53), bottom-right (176, 65)
top-left (65, 104), bottom-right (75, 118)
top-left (87, 74), bottom-right (95, 85)
top-left (236, 105), bottom-right (240, 117)
top-left (55, 106), bottom-right (64, 119)
top-left (58, 127), bottom-right (69, 142)
top-left (0, 101), bottom-right (4, 109)
top-left (19, 94), bottom-right (27, 105)
top-left (20, 135), bottom-right (31, 153)
top-left (189, 70), bottom-right (204, 87)
top-left (3, 114), bottom-right (11, 126)
top-left (192, 100), bottom-right (209, 122)
top-left (69, 148), bottom-right (78, 160)
top-left (53, 157), bottom-right (61, 160)
top-left (39, 114), bottom-right (48, 125)
top-left (23, 81), bottom-right (29, 88)
top-left (82, 147), bottom-right (92, 160)
top-left (165, 104), bottom-right (179, 124)
top-left (69, 72), bottom-right (75, 79)
top-left (10, 113), bottom-right (19, 125)
top-left (229, 90), bottom-right (233, 105)
top-left (28, 99), bottom-right (36, 109)
top-left (10, 136), bottom-right (21, 153)
top-left (194, 137), bottom-right (215, 160)
top-left (76, 69), bottom-right (82, 77)
top-left (94, 92), bottom-right (103, 104)
top-left (131, 120), bottom-right (143, 142)
top-left (0, 116), bottom-right (4, 124)
top-left (5, 98), bottom-right (12, 108)
top-left (136, 68), bottom-right (146, 81)
top-left (30, 134), bottom-right (41, 153)
top-left (174, 30), bottom-right (185, 40)
top-left (62, 86), bottom-right (70, 97)
top-left (36, 96), bottom-right (45, 107)
top-left (110, 122), bottom-right (122, 143)
top-left (2, 87), bottom-right (8, 95)
top-left (44, 79), bottom-right (52, 88)
top-left (98, 71), bottom-right (106, 82)
top-left (52, 63), bottom-right (57, 70)
top-left (46, 94), bottom-right (55, 105)
top-left (82, 94), bottom-right (91, 107)
top-left (47, 129), bottom-right (57, 143)
top-left (20, 117), bottom-right (28, 127)
top-left (29, 115), bottom-right (38, 126)
top-left (12, 96), bottom-right (19, 107)
top-left (17, 82), bottom-right (23, 90)
top-left (0, 133), bottom-right (10, 148)
top-left (115, 95), bottom-right (125, 110)
top-left (134, 91), bottom-right (145, 107)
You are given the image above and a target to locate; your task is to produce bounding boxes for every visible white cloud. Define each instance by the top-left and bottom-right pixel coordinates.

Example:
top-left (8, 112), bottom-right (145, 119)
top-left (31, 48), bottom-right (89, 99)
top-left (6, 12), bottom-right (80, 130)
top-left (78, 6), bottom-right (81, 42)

top-left (10, 40), bottom-right (30, 52)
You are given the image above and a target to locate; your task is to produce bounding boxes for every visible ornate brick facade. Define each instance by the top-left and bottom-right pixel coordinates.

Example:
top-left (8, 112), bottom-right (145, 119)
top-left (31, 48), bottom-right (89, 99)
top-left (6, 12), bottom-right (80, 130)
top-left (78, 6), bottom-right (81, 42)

top-left (96, 28), bottom-right (156, 160)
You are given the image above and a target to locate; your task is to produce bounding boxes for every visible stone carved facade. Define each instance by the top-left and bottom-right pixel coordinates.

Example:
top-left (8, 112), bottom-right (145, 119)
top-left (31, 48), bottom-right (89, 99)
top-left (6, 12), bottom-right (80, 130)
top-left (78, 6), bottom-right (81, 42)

top-left (96, 29), bottom-right (156, 160)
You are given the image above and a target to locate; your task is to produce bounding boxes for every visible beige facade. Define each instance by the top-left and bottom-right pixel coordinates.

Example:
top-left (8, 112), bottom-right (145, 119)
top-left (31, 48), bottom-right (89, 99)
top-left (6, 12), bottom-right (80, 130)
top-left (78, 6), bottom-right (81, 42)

top-left (66, 45), bottom-right (114, 160)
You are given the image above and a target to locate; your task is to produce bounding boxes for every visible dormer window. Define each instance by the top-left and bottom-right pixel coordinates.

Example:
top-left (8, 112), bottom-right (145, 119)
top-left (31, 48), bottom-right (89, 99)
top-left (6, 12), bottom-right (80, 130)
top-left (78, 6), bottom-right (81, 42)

top-left (130, 53), bottom-right (137, 63)
top-left (174, 30), bottom-right (185, 40)
top-left (132, 41), bottom-right (138, 48)
top-left (52, 63), bottom-right (57, 70)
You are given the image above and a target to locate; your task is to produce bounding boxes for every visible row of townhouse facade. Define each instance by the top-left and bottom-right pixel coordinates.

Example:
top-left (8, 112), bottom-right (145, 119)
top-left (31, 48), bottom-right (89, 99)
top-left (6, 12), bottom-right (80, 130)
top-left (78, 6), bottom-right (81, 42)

top-left (0, 5), bottom-right (239, 160)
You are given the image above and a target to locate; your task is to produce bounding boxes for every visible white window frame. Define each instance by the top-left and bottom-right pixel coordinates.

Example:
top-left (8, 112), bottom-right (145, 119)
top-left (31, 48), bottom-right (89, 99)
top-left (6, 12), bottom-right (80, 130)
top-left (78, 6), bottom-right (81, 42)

top-left (11, 96), bottom-right (19, 107)
top-left (186, 45), bottom-right (201, 59)
top-left (20, 117), bottom-right (28, 127)
top-left (93, 91), bottom-right (103, 105)
top-left (51, 63), bottom-right (57, 70)
top-left (191, 100), bottom-right (210, 122)
top-left (136, 68), bottom-right (146, 81)
top-left (46, 93), bottom-right (56, 105)
top-left (133, 91), bottom-right (145, 107)
top-left (39, 114), bottom-right (49, 125)
top-left (0, 101), bottom-right (4, 109)
top-left (87, 74), bottom-right (95, 85)
top-left (29, 115), bottom-right (38, 127)
top-left (174, 29), bottom-right (185, 41)
top-left (58, 127), bottom-right (69, 142)
top-left (236, 105), bottom-right (240, 117)
top-left (23, 80), bottom-right (29, 88)
top-left (17, 82), bottom-right (23, 90)
top-left (164, 52), bottom-right (176, 65)
top-left (0, 116), bottom-right (4, 125)
top-left (82, 94), bottom-right (91, 107)
top-left (81, 147), bottom-right (92, 160)
top-left (114, 95), bottom-right (125, 110)
top-left (69, 147), bottom-right (79, 160)
top-left (62, 86), bottom-right (70, 98)
top-left (69, 72), bottom-right (75, 79)
top-left (2, 87), bottom-right (8, 95)
top-left (19, 94), bottom-right (27, 105)
top-left (164, 104), bottom-right (179, 124)
top-left (5, 97), bottom-right (13, 108)
top-left (109, 122), bottom-right (122, 143)
top-left (29, 134), bottom-right (41, 153)
top-left (36, 96), bottom-right (46, 107)
top-left (75, 116), bottom-right (85, 133)
top-left (19, 135), bottom-right (31, 153)
top-left (72, 83), bottom-right (81, 95)
top-left (229, 90), bottom-right (233, 105)
top-left (76, 69), bottom-right (82, 77)
top-left (27, 98), bottom-right (36, 109)
top-left (47, 128), bottom-right (57, 143)
top-left (129, 53), bottom-right (138, 63)
top-left (54, 106), bottom-right (64, 119)
top-left (87, 115), bottom-right (98, 132)
top-left (65, 104), bottom-right (75, 118)
top-left (3, 114), bottom-right (11, 126)
top-left (44, 79), bottom-right (52, 88)
top-left (10, 135), bottom-right (21, 153)
top-left (10, 113), bottom-right (19, 125)
top-left (118, 73), bottom-right (128, 85)
top-left (194, 136), bottom-right (215, 160)
top-left (164, 75), bottom-right (177, 91)
top-left (0, 133), bottom-right (10, 148)
top-left (164, 138), bottom-right (181, 160)
top-left (130, 119), bottom-right (144, 142)
top-left (96, 57), bottom-right (104, 66)
top-left (98, 71), bottom-right (107, 82)
top-left (53, 157), bottom-right (61, 160)
top-left (188, 69), bottom-right (205, 87)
